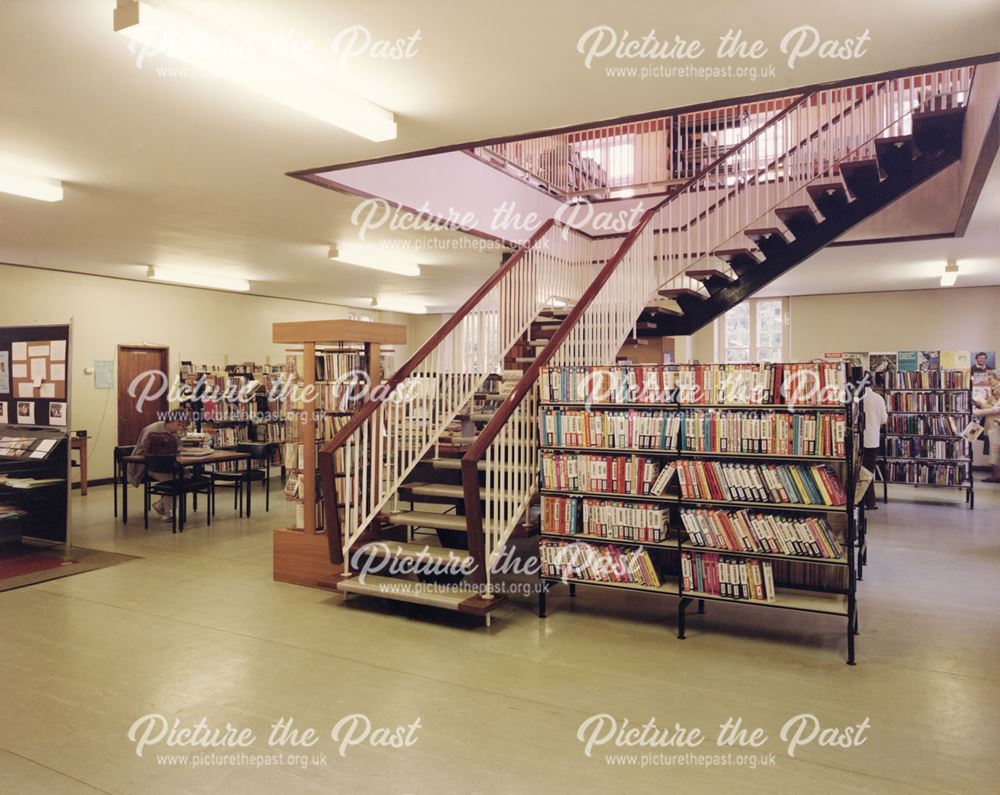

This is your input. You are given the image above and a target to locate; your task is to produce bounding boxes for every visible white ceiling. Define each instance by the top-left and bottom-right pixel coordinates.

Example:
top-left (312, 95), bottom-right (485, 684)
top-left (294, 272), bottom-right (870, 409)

top-left (1, 0), bottom-right (999, 312)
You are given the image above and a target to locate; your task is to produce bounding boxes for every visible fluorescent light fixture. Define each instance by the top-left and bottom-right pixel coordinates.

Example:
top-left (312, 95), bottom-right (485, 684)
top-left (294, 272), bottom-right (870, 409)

top-left (371, 296), bottom-right (427, 315)
top-left (941, 260), bottom-right (958, 287)
top-left (329, 244), bottom-right (420, 277)
top-left (0, 168), bottom-right (63, 202)
top-left (113, 0), bottom-right (396, 141)
top-left (148, 265), bottom-right (250, 292)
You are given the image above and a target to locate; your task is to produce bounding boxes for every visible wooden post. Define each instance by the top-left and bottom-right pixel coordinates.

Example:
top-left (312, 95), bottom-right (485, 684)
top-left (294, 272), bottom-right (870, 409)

top-left (366, 342), bottom-right (381, 507)
top-left (302, 341), bottom-right (317, 533)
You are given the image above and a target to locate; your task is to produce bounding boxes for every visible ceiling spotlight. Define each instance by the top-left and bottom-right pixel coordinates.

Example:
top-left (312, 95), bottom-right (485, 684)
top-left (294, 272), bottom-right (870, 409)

top-left (0, 168), bottom-right (63, 202)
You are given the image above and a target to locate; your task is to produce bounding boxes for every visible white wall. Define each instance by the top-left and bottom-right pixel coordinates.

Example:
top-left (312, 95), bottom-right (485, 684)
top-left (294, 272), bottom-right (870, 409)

top-left (788, 286), bottom-right (1000, 360)
top-left (1, 264), bottom-right (418, 481)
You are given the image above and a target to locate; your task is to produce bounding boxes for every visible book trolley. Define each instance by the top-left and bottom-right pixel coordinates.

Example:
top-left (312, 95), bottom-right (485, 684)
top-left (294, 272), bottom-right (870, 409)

top-left (880, 369), bottom-right (974, 508)
top-left (536, 362), bottom-right (864, 664)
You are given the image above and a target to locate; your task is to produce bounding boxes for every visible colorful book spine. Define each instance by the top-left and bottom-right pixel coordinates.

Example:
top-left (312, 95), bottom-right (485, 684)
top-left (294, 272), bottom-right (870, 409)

top-left (888, 369), bottom-right (970, 390)
top-left (887, 392), bottom-right (970, 413)
top-left (679, 507), bottom-right (843, 559)
top-left (886, 414), bottom-right (965, 435)
top-left (539, 451), bottom-right (668, 496)
top-left (884, 437), bottom-right (969, 460)
top-left (540, 540), bottom-right (662, 587)
top-left (675, 459), bottom-right (846, 506)
top-left (885, 461), bottom-right (969, 486)
top-left (680, 551), bottom-right (776, 601)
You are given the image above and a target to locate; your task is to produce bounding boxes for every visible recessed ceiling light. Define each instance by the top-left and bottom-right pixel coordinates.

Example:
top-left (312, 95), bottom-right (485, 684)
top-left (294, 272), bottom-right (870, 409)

top-left (148, 265), bottom-right (250, 292)
top-left (371, 296), bottom-right (427, 315)
top-left (941, 260), bottom-right (958, 287)
top-left (0, 168), bottom-right (63, 202)
top-left (329, 244), bottom-right (420, 277)
top-left (113, 0), bottom-right (397, 141)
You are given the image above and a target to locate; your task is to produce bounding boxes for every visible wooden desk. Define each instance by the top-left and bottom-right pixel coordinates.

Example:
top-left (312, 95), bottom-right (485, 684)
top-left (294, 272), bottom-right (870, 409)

top-left (71, 435), bottom-right (89, 496)
top-left (120, 450), bottom-right (251, 524)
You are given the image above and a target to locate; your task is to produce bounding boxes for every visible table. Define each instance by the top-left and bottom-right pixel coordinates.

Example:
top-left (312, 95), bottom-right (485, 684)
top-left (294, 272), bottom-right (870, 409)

top-left (71, 435), bottom-right (89, 496)
top-left (120, 450), bottom-right (251, 526)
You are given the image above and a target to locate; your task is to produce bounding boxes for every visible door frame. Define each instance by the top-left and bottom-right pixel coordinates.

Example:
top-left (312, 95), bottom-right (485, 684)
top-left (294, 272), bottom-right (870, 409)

top-left (117, 344), bottom-right (170, 446)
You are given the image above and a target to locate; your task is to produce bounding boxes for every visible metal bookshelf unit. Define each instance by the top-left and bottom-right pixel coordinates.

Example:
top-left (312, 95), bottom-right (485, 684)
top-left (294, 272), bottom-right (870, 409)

top-left (536, 362), bottom-right (863, 664)
top-left (881, 369), bottom-right (974, 508)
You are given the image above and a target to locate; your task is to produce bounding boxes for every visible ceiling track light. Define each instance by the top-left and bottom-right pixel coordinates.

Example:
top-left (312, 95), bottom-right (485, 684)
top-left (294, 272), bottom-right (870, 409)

top-left (148, 265), bottom-right (250, 292)
top-left (0, 168), bottom-right (63, 202)
top-left (940, 260), bottom-right (958, 287)
top-left (329, 244), bottom-right (420, 277)
top-left (113, 0), bottom-right (397, 141)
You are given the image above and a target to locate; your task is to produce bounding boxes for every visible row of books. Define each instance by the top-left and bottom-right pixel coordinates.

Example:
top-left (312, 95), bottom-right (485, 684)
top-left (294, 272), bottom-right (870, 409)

top-left (539, 408), bottom-right (848, 456)
top-left (539, 540), bottom-right (663, 587)
top-left (887, 392), bottom-right (969, 413)
top-left (282, 442), bottom-right (346, 474)
top-left (886, 370), bottom-right (970, 390)
top-left (679, 508), bottom-right (843, 559)
top-left (541, 496), bottom-right (670, 543)
top-left (679, 410), bottom-right (846, 457)
top-left (675, 460), bottom-right (847, 506)
top-left (539, 452), bottom-right (674, 496)
top-left (885, 461), bottom-right (969, 486)
top-left (886, 414), bottom-right (966, 436)
top-left (884, 437), bottom-right (968, 460)
top-left (204, 426), bottom-right (249, 448)
top-left (284, 414), bottom-right (350, 444)
top-left (681, 552), bottom-right (776, 601)
top-left (286, 350), bottom-right (368, 382)
top-left (540, 408), bottom-right (681, 450)
top-left (252, 421), bottom-right (288, 443)
top-left (539, 363), bottom-right (845, 406)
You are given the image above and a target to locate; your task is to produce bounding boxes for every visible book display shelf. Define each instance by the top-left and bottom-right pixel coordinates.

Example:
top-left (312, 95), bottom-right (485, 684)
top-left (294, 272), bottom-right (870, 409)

top-left (180, 361), bottom-right (291, 471)
top-left (881, 369), bottom-right (974, 508)
top-left (0, 324), bottom-right (73, 553)
top-left (536, 362), bottom-right (863, 664)
top-left (271, 320), bottom-right (406, 587)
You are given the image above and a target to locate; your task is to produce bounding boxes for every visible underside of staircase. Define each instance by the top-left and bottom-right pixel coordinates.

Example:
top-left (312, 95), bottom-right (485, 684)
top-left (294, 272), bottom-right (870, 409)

top-left (646, 107), bottom-right (967, 335)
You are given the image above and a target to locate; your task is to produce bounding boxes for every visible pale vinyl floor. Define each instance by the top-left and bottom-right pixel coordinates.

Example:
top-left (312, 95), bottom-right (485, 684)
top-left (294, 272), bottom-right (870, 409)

top-left (0, 479), bottom-right (998, 795)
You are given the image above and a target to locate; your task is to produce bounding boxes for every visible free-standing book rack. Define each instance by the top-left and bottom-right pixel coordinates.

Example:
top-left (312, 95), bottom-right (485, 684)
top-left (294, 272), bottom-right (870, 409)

top-left (270, 320), bottom-right (406, 587)
top-left (536, 362), bottom-right (863, 664)
top-left (881, 369), bottom-right (974, 508)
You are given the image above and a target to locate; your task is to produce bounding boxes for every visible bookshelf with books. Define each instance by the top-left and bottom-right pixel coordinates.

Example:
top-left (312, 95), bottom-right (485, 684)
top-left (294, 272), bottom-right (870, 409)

top-left (537, 361), bottom-right (862, 664)
top-left (271, 320), bottom-right (407, 588)
top-left (881, 368), bottom-right (974, 508)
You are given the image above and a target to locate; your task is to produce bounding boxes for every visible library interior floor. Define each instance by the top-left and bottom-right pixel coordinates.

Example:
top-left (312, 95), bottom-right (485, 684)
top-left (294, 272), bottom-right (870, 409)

top-left (1, 480), bottom-right (997, 794)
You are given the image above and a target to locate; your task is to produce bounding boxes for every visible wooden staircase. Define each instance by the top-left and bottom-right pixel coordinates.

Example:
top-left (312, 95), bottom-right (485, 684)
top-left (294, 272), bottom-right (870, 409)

top-left (322, 309), bottom-right (570, 623)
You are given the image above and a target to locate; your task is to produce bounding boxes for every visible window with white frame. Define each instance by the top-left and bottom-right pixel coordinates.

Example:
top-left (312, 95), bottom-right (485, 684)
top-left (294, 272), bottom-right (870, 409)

top-left (720, 298), bottom-right (788, 363)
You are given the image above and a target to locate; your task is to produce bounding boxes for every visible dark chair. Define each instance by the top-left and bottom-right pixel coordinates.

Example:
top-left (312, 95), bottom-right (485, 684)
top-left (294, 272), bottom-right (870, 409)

top-left (113, 445), bottom-right (135, 521)
top-left (208, 443), bottom-right (270, 517)
top-left (144, 455), bottom-right (214, 533)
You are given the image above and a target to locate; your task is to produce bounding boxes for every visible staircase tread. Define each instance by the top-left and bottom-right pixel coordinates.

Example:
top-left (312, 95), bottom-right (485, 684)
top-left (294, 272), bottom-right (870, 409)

top-left (336, 574), bottom-right (498, 612)
top-left (388, 510), bottom-right (470, 531)
top-left (402, 482), bottom-right (466, 499)
top-left (350, 540), bottom-right (472, 563)
top-left (744, 227), bottom-right (787, 238)
top-left (686, 268), bottom-right (736, 281)
top-left (774, 205), bottom-right (817, 218)
top-left (429, 457), bottom-right (532, 472)
top-left (659, 287), bottom-right (707, 299)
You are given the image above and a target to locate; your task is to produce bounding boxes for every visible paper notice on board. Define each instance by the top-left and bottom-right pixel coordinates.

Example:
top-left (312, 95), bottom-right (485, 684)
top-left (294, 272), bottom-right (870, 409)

top-left (11, 343), bottom-right (27, 360)
top-left (30, 359), bottom-right (47, 384)
top-left (0, 352), bottom-right (8, 394)
top-left (50, 363), bottom-right (66, 381)
top-left (50, 341), bottom-right (66, 361)
top-left (17, 383), bottom-right (34, 398)
top-left (12, 364), bottom-right (27, 378)
top-left (40, 383), bottom-right (55, 398)
top-left (27, 345), bottom-right (49, 358)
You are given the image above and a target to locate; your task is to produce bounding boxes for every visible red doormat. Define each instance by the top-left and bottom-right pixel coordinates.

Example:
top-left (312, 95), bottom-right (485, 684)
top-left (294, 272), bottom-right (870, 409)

top-left (0, 543), bottom-right (138, 592)
top-left (0, 549), bottom-right (69, 579)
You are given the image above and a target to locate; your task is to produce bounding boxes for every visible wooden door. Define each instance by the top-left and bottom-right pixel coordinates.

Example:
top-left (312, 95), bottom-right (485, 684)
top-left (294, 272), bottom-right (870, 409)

top-left (118, 345), bottom-right (169, 445)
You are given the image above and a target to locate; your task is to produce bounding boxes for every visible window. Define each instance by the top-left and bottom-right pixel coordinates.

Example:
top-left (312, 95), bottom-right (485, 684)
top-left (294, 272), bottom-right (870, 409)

top-left (721, 298), bottom-right (788, 363)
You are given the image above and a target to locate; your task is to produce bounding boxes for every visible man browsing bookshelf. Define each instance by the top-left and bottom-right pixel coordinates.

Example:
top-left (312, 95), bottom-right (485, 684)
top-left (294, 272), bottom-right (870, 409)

top-left (861, 374), bottom-right (888, 509)
top-left (973, 375), bottom-right (1000, 483)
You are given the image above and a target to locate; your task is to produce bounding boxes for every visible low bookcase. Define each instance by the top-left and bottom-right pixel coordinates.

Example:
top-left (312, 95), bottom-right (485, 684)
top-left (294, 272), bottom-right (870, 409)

top-left (880, 369), bottom-right (974, 508)
top-left (536, 362), bottom-right (863, 664)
